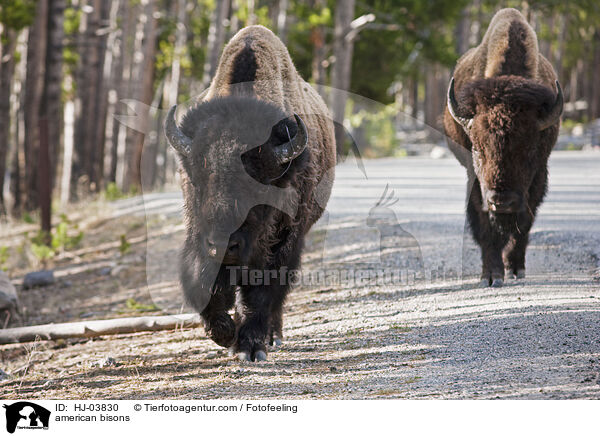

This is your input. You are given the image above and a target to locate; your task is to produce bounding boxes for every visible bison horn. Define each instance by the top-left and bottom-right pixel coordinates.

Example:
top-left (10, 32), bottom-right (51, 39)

top-left (165, 105), bottom-right (192, 156)
top-left (273, 114), bottom-right (308, 165)
top-left (538, 81), bottom-right (563, 131)
top-left (447, 77), bottom-right (473, 133)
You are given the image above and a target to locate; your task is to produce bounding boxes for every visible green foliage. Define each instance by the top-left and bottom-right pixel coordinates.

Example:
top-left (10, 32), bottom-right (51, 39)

top-left (0, 246), bottom-right (9, 269)
top-left (22, 212), bottom-right (35, 224)
top-left (349, 102), bottom-right (401, 157)
top-left (29, 214), bottom-right (84, 262)
top-left (51, 214), bottom-right (84, 251)
top-left (351, 0), bottom-right (469, 103)
top-left (0, 0), bottom-right (36, 31)
top-left (286, 1), bottom-right (335, 80)
top-left (119, 234), bottom-right (130, 255)
top-left (30, 243), bottom-right (54, 263)
top-left (104, 182), bottom-right (126, 201)
top-left (62, 4), bottom-right (81, 77)
top-left (124, 298), bottom-right (159, 313)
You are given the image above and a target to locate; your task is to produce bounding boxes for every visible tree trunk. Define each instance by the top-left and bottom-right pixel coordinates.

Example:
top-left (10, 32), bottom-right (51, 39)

top-left (60, 77), bottom-right (75, 206)
top-left (71, 0), bottom-right (109, 197)
top-left (455, 6), bottom-right (470, 55)
top-left (276, 0), bottom-right (289, 44)
top-left (202, 0), bottom-right (230, 89)
top-left (0, 28), bottom-right (18, 215)
top-left (424, 63), bottom-right (449, 133)
top-left (159, 0), bottom-right (189, 187)
top-left (410, 75), bottom-right (419, 121)
top-left (0, 313), bottom-right (201, 344)
top-left (126, 0), bottom-right (158, 192)
top-left (109, 0), bottom-right (133, 185)
top-left (310, 0), bottom-right (327, 96)
top-left (90, 0), bottom-right (113, 192)
top-left (331, 0), bottom-right (356, 155)
top-left (35, 0), bottom-right (65, 236)
top-left (41, 0), bottom-right (65, 202)
top-left (10, 30), bottom-right (29, 216)
top-left (23, 0), bottom-right (48, 211)
top-left (589, 30), bottom-right (600, 121)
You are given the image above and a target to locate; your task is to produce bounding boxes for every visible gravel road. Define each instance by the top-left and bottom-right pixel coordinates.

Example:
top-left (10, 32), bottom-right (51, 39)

top-left (302, 150), bottom-right (600, 399)
top-left (3, 151), bottom-right (599, 399)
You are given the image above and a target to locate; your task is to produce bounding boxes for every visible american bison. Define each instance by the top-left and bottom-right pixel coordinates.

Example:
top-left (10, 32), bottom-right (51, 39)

top-left (164, 26), bottom-right (336, 360)
top-left (443, 8), bottom-right (563, 287)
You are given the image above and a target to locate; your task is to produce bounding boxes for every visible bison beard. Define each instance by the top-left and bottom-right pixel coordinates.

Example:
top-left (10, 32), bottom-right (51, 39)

top-left (443, 9), bottom-right (562, 288)
top-left (165, 26), bottom-right (335, 361)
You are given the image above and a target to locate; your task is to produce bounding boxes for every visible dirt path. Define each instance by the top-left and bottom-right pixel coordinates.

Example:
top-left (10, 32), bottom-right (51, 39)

top-left (2, 152), bottom-right (599, 399)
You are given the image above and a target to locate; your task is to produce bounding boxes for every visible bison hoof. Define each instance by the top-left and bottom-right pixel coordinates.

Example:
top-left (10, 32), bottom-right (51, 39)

top-left (254, 350), bottom-right (267, 361)
top-left (207, 316), bottom-right (236, 348)
top-left (236, 351), bottom-right (251, 362)
top-left (269, 335), bottom-right (283, 348)
top-left (235, 350), bottom-right (268, 362)
top-left (515, 269), bottom-right (526, 279)
top-left (480, 276), bottom-right (504, 287)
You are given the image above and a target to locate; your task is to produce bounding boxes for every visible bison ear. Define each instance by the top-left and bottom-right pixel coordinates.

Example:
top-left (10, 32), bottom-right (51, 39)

top-left (538, 81), bottom-right (563, 131)
top-left (271, 114), bottom-right (308, 164)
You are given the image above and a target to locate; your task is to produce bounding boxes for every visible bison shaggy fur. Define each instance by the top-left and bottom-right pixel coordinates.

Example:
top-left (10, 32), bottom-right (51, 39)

top-left (165, 26), bottom-right (336, 360)
top-left (443, 8), bottom-right (563, 287)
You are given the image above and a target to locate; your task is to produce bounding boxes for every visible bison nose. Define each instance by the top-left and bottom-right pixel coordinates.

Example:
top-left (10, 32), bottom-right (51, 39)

top-left (486, 190), bottom-right (520, 213)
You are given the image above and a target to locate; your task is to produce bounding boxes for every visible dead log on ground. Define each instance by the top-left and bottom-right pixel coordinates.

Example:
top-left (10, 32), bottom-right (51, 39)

top-left (0, 313), bottom-right (202, 344)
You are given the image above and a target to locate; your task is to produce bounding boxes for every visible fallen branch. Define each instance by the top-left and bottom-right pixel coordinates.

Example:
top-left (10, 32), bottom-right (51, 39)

top-left (0, 313), bottom-right (202, 344)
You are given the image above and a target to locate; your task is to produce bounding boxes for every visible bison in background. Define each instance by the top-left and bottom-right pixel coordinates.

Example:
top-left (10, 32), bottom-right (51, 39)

top-left (443, 8), bottom-right (563, 287)
top-left (165, 26), bottom-right (336, 361)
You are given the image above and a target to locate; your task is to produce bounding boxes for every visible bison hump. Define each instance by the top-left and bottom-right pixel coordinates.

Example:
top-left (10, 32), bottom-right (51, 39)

top-left (483, 8), bottom-right (539, 79)
top-left (230, 41), bottom-right (258, 85)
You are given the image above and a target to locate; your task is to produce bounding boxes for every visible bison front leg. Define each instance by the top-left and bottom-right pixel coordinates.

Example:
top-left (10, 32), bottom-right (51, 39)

top-left (233, 285), bottom-right (271, 361)
top-left (503, 216), bottom-right (532, 279)
top-left (180, 252), bottom-right (236, 348)
top-left (200, 291), bottom-right (236, 348)
top-left (480, 237), bottom-right (506, 287)
top-left (467, 189), bottom-right (506, 287)
top-left (269, 300), bottom-right (284, 348)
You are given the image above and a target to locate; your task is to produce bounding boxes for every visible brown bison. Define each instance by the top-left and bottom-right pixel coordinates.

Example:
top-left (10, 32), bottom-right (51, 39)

top-left (444, 8), bottom-right (563, 287)
top-left (165, 26), bottom-right (336, 360)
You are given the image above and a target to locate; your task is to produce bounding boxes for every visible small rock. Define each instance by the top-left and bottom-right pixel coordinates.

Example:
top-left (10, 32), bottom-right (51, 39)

top-left (98, 267), bottom-right (112, 276)
top-left (0, 368), bottom-right (11, 381)
top-left (97, 356), bottom-right (117, 368)
top-left (0, 271), bottom-right (18, 311)
top-left (23, 270), bottom-right (55, 289)
top-left (62, 280), bottom-right (73, 288)
top-left (110, 265), bottom-right (127, 277)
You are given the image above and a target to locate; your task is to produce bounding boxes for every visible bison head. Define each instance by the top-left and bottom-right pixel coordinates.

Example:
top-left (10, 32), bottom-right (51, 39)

top-left (447, 76), bottom-right (562, 218)
top-left (165, 96), bottom-right (308, 267)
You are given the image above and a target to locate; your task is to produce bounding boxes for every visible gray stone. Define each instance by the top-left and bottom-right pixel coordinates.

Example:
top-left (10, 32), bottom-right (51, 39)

top-left (110, 265), bottom-right (127, 277)
top-left (98, 267), bottom-right (112, 276)
top-left (0, 271), bottom-right (18, 311)
top-left (23, 270), bottom-right (55, 289)
top-left (97, 356), bottom-right (117, 368)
